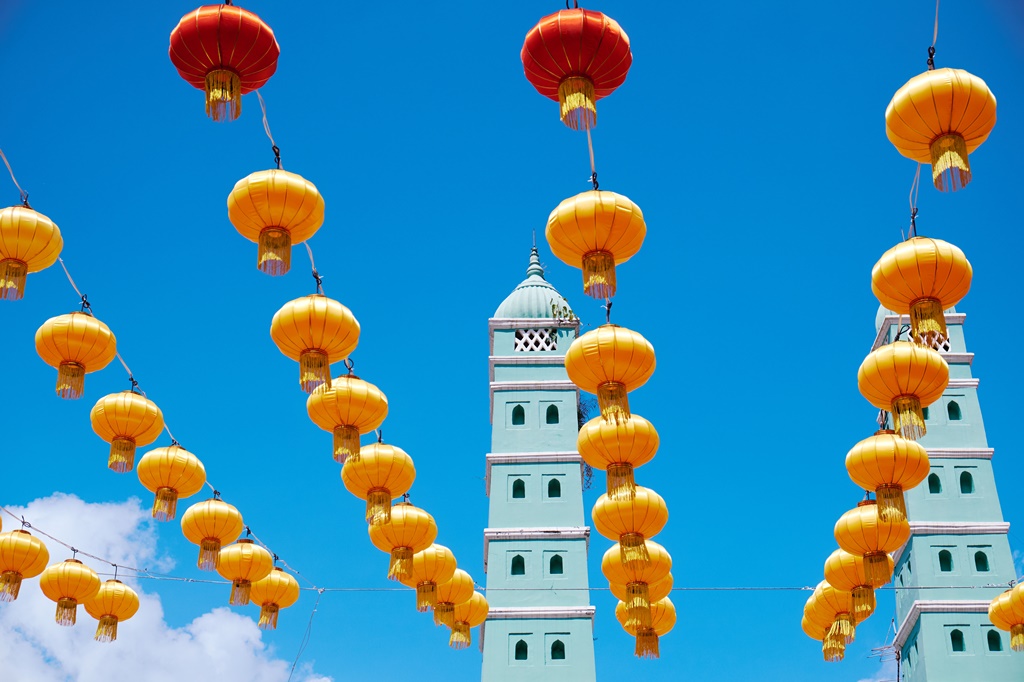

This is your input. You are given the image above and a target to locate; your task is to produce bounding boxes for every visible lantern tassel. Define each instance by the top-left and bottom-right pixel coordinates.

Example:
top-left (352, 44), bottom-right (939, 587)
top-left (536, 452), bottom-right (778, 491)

top-left (333, 424), bottom-right (361, 464)
top-left (434, 602), bottom-right (455, 627)
top-left (822, 633), bottom-right (846, 662)
top-left (597, 382), bottom-right (630, 424)
top-left (258, 603), bottom-right (280, 630)
top-left (257, 228), bottom-right (291, 276)
top-left (930, 133), bottom-right (971, 192)
top-left (229, 579), bottom-right (252, 606)
top-left (299, 350), bottom-right (330, 394)
top-left (449, 621), bottom-right (471, 649)
top-left (416, 582), bottom-right (437, 612)
top-left (851, 586), bottom-right (876, 620)
top-left (108, 437), bottom-right (137, 473)
top-left (626, 582), bottom-right (652, 629)
top-left (389, 547), bottom-right (413, 581)
top-left (909, 298), bottom-right (948, 350)
top-left (198, 538), bottom-right (222, 571)
top-left (864, 552), bottom-right (893, 587)
top-left (94, 615), bottom-right (119, 642)
top-left (582, 251), bottom-right (616, 299)
top-left (829, 613), bottom-right (856, 645)
top-left (876, 485), bottom-right (908, 523)
top-left (635, 628), bottom-right (660, 659)
top-left (620, 533), bottom-right (650, 570)
top-left (55, 598), bottom-right (78, 626)
top-left (205, 69), bottom-right (241, 122)
top-left (1011, 624), bottom-right (1024, 652)
top-left (0, 258), bottom-right (27, 301)
top-left (892, 395), bottom-right (926, 441)
top-left (607, 463), bottom-right (636, 501)
top-left (56, 362), bottom-right (85, 400)
top-left (558, 76), bottom-right (597, 131)
top-left (152, 487), bottom-right (180, 522)
top-left (366, 489), bottom-right (392, 525)
top-left (0, 571), bottom-right (23, 602)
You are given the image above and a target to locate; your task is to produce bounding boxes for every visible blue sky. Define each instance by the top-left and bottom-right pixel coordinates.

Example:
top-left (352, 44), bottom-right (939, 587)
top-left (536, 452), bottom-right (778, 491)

top-left (1, 1), bottom-right (1023, 680)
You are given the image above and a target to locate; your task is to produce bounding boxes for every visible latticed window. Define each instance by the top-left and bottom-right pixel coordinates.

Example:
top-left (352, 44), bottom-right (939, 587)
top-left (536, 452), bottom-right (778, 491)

top-left (515, 328), bottom-right (556, 352)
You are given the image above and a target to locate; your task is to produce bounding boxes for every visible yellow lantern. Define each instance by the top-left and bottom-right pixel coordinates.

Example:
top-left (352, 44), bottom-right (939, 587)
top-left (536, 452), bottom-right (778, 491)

top-left (216, 538), bottom-right (274, 606)
top-left (989, 584), bottom-right (1024, 652)
top-left (399, 543), bottom-right (458, 612)
top-left (545, 191), bottom-right (646, 299)
top-left (610, 573), bottom-right (672, 629)
top-left (858, 341), bottom-right (948, 440)
top-left (227, 169), bottom-right (325, 276)
top-left (0, 205), bottom-right (63, 301)
top-left (434, 568), bottom-right (475, 627)
top-left (811, 580), bottom-right (864, 650)
top-left (84, 579), bottom-right (140, 642)
top-left (250, 566), bottom-right (301, 630)
top-left (845, 430), bottom-right (929, 522)
top-left (89, 391), bottom-right (165, 473)
top-left (0, 529), bottom-right (49, 601)
top-left (601, 540), bottom-right (671, 629)
top-left (885, 68), bottom-right (997, 191)
top-left (136, 444), bottom-right (208, 521)
top-left (565, 325), bottom-right (655, 423)
top-left (803, 590), bottom-right (845, 662)
top-left (180, 498), bottom-right (244, 570)
top-left (449, 591), bottom-right (489, 649)
top-left (270, 295), bottom-right (360, 394)
top-left (368, 502), bottom-right (437, 581)
top-left (823, 548), bottom-right (892, 620)
top-left (35, 312), bottom-right (117, 399)
top-left (871, 237), bottom-right (972, 350)
top-left (578, 414), bottom-right (659, 500)
top-left (615, 597), bottom-right (676, 659)
top-left (592, 486), bottom-right (668, 569)
top-left (307, 374), bottom-right (389, 463)
top-left (834, 500), bottom-right (909, 587)
top-left (342, 442), bottom-right (415, 524)
top-left (38, 558), bottom-right (101, 626)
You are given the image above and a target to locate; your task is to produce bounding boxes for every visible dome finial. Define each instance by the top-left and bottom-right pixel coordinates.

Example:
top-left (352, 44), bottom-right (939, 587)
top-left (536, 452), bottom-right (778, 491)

top-left (526, 244), bottom-right (545, 279)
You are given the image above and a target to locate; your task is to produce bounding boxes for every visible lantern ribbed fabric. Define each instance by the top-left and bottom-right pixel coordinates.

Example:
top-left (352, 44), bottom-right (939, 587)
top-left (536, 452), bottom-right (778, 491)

top-left (35, 312), bottom-right (117, 399)
top-left (578, 414), bottom-right (659, 500)
top-left (227, 169), bottom-right (325, 276)
top-left (249, 566), bottom-right (300, 630)
top-left (610, 572), bottom-right (673, 628)
top-left (989, 585), bottom-right (1024, 652)
top-left (615, 597), bottom-right (675, 659)
top-left (341, 442), bottom-right (415, 525)
top-left (885, 68), bottom-right (997, 191)
top-left (845, 430), bottom-right (929, 522)
top-left (592, 486), bottom-right (668, 569)
top-left (521, 8), bottom-right (631, 130)
top-left (834, 501), bottom-right (908, 587)
top-left (216, 539), bottom-right (274, 606)
top-left (136, 445), bottom-right (208, 521)
top-left (823, 548), bottom-right (892, 620)
top-left (399, 544), bottom-right (458, 612)
top-left (601, 540), bottom-right (671, 629)
top-left (434, 569), bottom-right (475, 627)
top-left (270, 295), bottom-right (360, 394)
top-left (811, 580), bottom-right (863, 662)
top-left (180, 498), bottom-right (244, 570)
top-left (858, 341), bottom-right (949, 441)
top-left (368, 503), bottom-right (437, 581)
top-left (566, 325), bottom-right (655, 424)
top-left (803, 589), bottom-right (845, 662)
top-left (0, 529), bottom-right (49, 602)
top-left (84, 579), bottom-right (139, 642)
top-left (449, 591), bottom-right (489, 649)
top-left (545, 191), bottom-right (646, 299)
top-left (38, 558), bottom-right (101, 626)
top-left (871, 237), bottom-right (972, 349)
top-left (89, 391), bottom-right (165, 473)
top-left (0, 206), bottom-right (62, 301)
top-left (169, 4), bottom-right (280, 121)
top-left (307, 374), bottom-right (389, 463)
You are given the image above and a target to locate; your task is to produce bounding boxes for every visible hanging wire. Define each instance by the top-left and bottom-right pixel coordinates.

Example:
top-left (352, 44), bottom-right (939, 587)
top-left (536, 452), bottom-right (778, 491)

top-left (287, 589), bottom-right (324, 682)
top-left (256, 91), bottom-right (282, 170)
top-left (304, 242), bottom-right (324, 294)
top-left (927, 0), bottom-right (940, 69)
top-left (585, 127), bottom-right (599, 190)
top-left (0, 146), bottom-right (31, 207)
top-left (906, 163), bottom-right (922, 239)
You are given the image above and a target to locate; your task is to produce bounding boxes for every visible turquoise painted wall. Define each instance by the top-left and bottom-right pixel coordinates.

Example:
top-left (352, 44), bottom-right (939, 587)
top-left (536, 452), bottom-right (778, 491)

top-left (482, 619), bottom-right (597, 681)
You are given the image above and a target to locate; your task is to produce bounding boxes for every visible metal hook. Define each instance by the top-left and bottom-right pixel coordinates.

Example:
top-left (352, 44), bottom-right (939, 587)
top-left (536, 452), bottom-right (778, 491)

top-left (272, 145), bottom-right (281, 170)
top-left (603, 299), bottom-right (612, 325)
top-left (590, 171), bottom-right (599, 190)
top-left (927, 46), bottom-right (936, 70)
top-left (344, 358), bottom-right (355, 374)
top-left (376, 428), bottom-right (383, 444)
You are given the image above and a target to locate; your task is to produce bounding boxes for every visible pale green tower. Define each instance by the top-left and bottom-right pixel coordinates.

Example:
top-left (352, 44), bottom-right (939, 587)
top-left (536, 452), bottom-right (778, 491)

top-left (874, 307), bottom-right (1024, 680)
top-left (481, 248), bottom-right (597, 682)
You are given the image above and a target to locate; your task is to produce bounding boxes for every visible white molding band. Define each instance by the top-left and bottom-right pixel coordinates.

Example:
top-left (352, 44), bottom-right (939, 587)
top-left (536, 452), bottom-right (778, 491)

top-left (894, 600), bottom-right (994, 650)
top-left (483, 526), bottom-right (591, 570)
top-left (489, 318), bottom-right (581, 329)
top-left (947, 378), bottom-right (980, 389)
top-left (491, 381), bottom-right (578, 392)
top-left (942, 353), bottom-right (975, 365)
top-left (487, 606), bottom-right (596, 621)
top-left (873, 313), bottom-right (967, 351)
top-left (926, 448), bottom-right (994, 460)
top-left (891, 522), bottom-right (1011, 565)
top-left (485, 452), bottom-right (583, 493)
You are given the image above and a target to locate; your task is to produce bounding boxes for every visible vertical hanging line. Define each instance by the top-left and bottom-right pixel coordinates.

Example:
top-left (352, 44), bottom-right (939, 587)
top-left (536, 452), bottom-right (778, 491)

top-left (927, 0), bottom-right (940, 69)
top-left (908, 163), bottom-right (922, 239)
top-left (256, 91), bottom-right (282, 170)
top-left (304, 242), bottom-right (324, 294)
top-left (0, 147), bottom-right (31, 207)
top-left (603, 299), bottom-right (612, 324)
top-left (586, 127), bottom-right (599, 190)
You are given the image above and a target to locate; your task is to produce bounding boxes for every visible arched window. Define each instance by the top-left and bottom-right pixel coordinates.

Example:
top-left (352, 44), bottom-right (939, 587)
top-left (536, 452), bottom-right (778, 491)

top-left (928, 473), bottom-right (942, 494)
top-left (512, 479), bottom-right (526, 499)
top-left (948, 401), bottom-right (962, 421)
top-left (975, 551), bottom-right (990, 572)
top-left (922, 406), bottom-right (930, 420)
top-left (515, 640), bottom-right (528, 660)
top-left (548, 478), bottom-right (561, 498)
top-left (551, 640), bottom-right (566, 660)
top-left (549, 554), bottom-right (563, 575)
top-left (546, 404), bottom-right (559, 425)
top-left (988, 630), bottom-right (1003, 652)
top-left (511, 555), bottom-right (525, 576)
top-left (939, 550), bottom-right (954, 573)
top-left (950, 629), bottom-right (965, 652)
top-left (960, 471), bottom-right (975, 494)
top-left (511, 404), bottom-right (525, 426)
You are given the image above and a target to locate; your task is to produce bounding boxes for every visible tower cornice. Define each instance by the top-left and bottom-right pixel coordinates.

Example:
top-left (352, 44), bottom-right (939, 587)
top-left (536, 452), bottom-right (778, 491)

top-left (894, 600), bottom-right (996, 651)
top-left (891, 522), bottom-right (1010, 565)
top-left (483, 526), bottom-right (591, 570)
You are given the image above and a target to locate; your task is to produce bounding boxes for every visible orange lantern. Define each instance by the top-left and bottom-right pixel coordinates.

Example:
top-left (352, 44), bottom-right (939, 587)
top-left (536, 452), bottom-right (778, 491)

top-left (615, 597), bottom-right (676, 659)
top-left (342, 442), bottom-right (415, 524)
top-left (610, 573), bottom-right (673, 629)
top-left (565, 325), bottom-right (655, 423)
top-left (592, 486), bottom-right (668, 569)
top-left (803, 589), bottom-right (846, 662)
top-left (250, 567), bottom-right (301, 630)
top-left (35, 312), bottom-right (117, 399)
top-left (823, 548), bottom-right (893, 620)
top-left (0, 529), bottom-right (49, 601)
top-left (38, 558), bottom-right (101, 626)
top-left (0, 205), bottom-right (62, 301)
top-left (858, 341), bottom-right (948, 441)
top-left (834, 500), bottom-right (909, 587)
top-left (227, 169), bottom-right (325, 276)
top-left (545, 191), bottom-right (646, 299)
top-left (84, 579), bottom-right (140, 642)
top-left (434, 568), bottom-right (475, 627)
top-left (136, 444), bottom-right (208, 521)
top-left (169, 4), bottom-right (280, 121)
top-left (180, 498), bottom-right (244, 570)
top-left (399, 544), bottom-right (458, 612)
top-left (871, 237), bottom-right (972, 349)
top-left (845, 430), bottom-right (929, 522)
top-left (521, 8), bottom-right (632, 130)
top-left (270, 295), bottom-right (360, 394)
top-left (810, 580), bottom-right (866, 652)
top-left (368, 502), bottom-right (437, 581)
top-left (601, 540), bottom-right (672, 629)
top-left (989, 584), bottom-right (1024, 652)
top-left (89, 391), bottom-right (165, 473)
top-left (578, 414), bottom-right (659, 500)
top-left (307, 374), bottom-right (389, 463)
top-left (216, 538), bottom-right (274, 606)
top-left (885, 68), bottom-right (997, 191)
top-left (449, 591), bottom-right (489, 649)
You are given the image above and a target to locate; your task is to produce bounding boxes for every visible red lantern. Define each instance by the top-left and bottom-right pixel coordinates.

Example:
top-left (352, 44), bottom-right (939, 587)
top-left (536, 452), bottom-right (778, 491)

top-left (169, 5), bottom-right (280, 122)
top-left (521, 8), bottom-right (632, 130)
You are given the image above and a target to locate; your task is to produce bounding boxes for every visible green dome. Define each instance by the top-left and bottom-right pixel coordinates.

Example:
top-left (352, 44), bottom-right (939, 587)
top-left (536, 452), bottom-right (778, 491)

top-left (494, 247), bottom-right (570, 319)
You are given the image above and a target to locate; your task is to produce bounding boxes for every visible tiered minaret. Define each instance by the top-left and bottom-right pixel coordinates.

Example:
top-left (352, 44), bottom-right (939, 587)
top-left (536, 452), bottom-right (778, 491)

top-left (480, 248), bottom-right (597, 681)
top-left (875, 307), bottom-right (1024, 681)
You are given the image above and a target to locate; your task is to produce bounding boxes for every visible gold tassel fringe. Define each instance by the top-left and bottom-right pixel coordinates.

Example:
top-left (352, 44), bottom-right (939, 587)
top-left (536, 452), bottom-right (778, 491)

top-left (205, 69), bottom-right (241, 122)
top-left (449, 621), bottom-right (471, 649)
top-left (829, 613), bottom-right (856, 645)
top-left (0, 258), bottom-right (27, 301)
top-left (852, 586), bottom-right (876, 620)
top-left (257, 228), bottom-right (291, 276)
top-left (55, 597), bottom-right (78, 626)
top-left (607, 463), bottom-right (636, 501)
top-left (597, 381), bottom-right (630, 424)
top-left (333, 424), bottom-right (360, 464)
top-left (108, 436), bottom-right (137, 473)
top-left (153, 487), bottom-right (180, 522)
top-left (930, 133), bottom-right (971, 192)
top-left (366, 489), bottom-right (392, 525)
top-left (416, 581), bottom-right (437, 612)
top-left (56, 362), bottom-right (85, 400)
top-left (582, 251), bottom-right (616, 300)
top-left (0, 571), bottom-right (23, 602)
top-left (198, 538), bottom-right (221, 571)
top-left (876, 485), bottom-right (907, 524)
top-left (434, 602), bottom-right (455, 627)
top-left (823, 633), bottom-right (846, 662)
top-left (389, 547), bottom-right (413, 582)
top-left (558, 76), bottom-right (597, 131)
top-left (1011, 624), bottom-right (1024, 652)
top-left (94, 615), bottom-right (118, 642)
top-left (910, 298), bottom-right (948, 350)
top-left (620, 533), bottom-right (650, 570)
top-left (864, 552), bottom-right (893, 588)
top-left (299, 350), bottom-right (330, 394)
top-left (892, 395), bottom-right (926, 441)
top-left (635, 628), bottom-right (660, 659)
top-left (258, 603), bottom-right (280, 630)
top-left (230, 579), bottom-right (252, 606)
top-left (626, 582), bottom-right (652, 629)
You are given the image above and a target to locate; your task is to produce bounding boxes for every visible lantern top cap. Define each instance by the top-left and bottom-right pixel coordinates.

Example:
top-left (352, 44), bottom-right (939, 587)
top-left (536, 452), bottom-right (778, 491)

top-left (493, 246), bottom-right (570, 319)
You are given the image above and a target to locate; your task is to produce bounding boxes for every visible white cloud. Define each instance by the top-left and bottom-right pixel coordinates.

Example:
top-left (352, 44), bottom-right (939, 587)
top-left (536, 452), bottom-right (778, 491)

top-left (856, 659), bottom-right (898, 682)
top-left (0, 494), bottom-right (331, 682)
